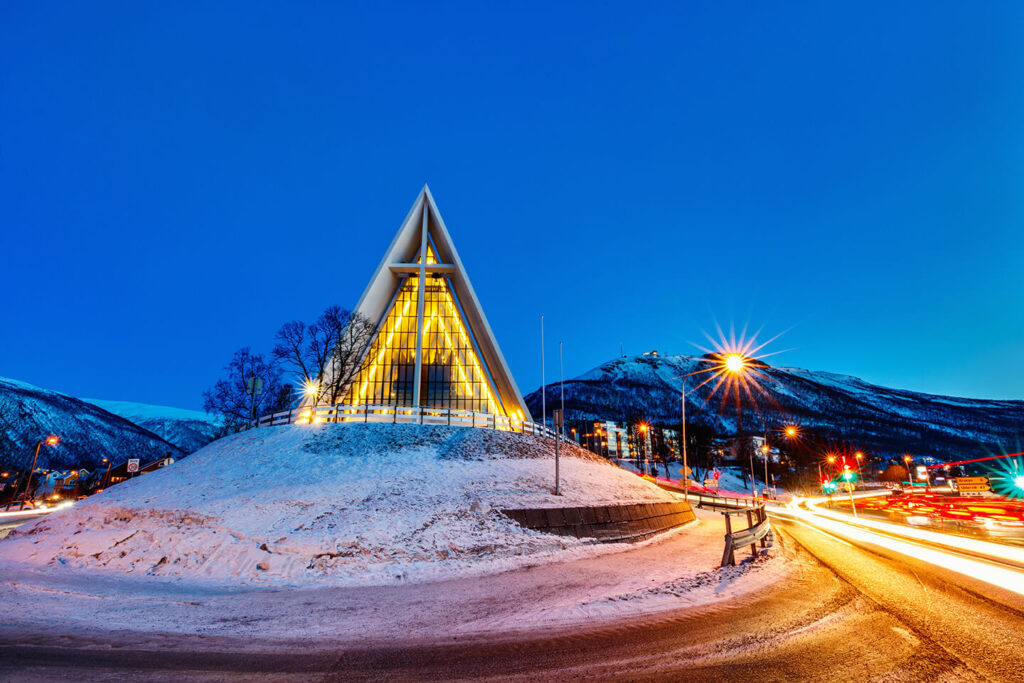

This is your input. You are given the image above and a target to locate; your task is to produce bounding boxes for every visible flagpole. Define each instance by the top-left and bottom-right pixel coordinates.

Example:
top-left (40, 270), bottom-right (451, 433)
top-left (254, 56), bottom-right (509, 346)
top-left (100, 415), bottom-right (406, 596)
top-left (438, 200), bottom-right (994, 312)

top-left (540, 315), bottom-right (546, 430)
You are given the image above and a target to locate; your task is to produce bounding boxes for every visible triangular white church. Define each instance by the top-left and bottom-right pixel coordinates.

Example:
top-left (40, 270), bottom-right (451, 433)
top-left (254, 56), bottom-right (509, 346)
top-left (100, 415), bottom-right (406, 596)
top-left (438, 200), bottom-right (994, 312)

top-left (325, 185), bottom-right (531, 422)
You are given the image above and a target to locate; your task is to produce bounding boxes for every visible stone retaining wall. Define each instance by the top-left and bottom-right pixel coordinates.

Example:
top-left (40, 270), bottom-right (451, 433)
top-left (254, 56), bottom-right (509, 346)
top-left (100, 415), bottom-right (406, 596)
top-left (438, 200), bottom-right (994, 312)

top-left (500, 501), bottom-right (695, 543)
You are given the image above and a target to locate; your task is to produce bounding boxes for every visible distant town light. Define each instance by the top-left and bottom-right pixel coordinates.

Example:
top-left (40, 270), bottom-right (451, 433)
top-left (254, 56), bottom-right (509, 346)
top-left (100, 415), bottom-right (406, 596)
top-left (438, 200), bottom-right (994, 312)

top-left (45, 435), bottom-right (60, 446)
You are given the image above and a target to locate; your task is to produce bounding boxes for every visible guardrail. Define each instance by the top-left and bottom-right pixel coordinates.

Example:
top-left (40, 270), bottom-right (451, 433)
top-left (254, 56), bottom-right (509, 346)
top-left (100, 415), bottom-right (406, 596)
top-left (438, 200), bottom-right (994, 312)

top-left (650, 479), bottom-right (761, 509)
top-left (721, 504), bottom-right (771, 567)
top-left (254, 404), bottom-right (560, 440)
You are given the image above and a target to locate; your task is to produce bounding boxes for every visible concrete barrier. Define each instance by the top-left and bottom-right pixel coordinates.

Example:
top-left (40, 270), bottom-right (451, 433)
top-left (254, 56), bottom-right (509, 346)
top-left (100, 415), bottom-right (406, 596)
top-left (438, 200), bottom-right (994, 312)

top-left (500, 501), bottom-right (696, 543)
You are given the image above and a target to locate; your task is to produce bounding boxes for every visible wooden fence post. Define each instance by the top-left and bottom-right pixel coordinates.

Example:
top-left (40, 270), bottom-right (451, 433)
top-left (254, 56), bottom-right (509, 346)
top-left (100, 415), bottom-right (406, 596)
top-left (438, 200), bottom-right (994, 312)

top-left (722, 513), bottom-right (734, 566)
top-left (746, 510), bottom-right (757, 558)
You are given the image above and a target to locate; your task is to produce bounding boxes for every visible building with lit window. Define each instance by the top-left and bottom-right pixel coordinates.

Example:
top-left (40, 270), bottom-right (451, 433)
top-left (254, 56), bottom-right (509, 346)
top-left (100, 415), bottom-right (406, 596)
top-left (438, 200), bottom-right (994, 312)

top-left (316, 186), bottom-right (531, 422)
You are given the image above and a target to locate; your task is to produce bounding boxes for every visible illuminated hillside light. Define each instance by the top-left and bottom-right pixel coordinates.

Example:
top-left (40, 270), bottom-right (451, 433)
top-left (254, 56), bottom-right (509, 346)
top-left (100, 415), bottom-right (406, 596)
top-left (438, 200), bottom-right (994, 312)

top-left (785, 426), bottom-right (798, 438)
top-left (45, 435), bottom-right (60, 446)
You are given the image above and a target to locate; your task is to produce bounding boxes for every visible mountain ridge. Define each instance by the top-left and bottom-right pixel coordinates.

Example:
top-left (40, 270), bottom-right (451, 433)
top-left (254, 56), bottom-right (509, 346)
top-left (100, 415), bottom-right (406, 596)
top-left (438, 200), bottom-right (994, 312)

top-left (0, 377), bottom-right (192, 471)
top-left (525, 354), bottom-right (1023, 460)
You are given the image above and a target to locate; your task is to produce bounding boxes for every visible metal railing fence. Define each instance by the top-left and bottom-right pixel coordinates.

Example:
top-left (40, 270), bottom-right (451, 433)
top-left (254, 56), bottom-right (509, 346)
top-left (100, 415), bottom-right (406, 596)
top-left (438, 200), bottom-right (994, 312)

top-left (253, 404), bottom-right (559, 439)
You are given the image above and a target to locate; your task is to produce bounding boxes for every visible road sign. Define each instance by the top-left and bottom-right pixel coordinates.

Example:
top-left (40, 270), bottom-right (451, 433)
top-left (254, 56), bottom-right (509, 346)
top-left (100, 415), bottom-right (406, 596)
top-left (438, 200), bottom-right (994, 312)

top-left (955, 476), bottom-right (990, 493)
top-left (704, 479), bottom-right (717, 487)
top-left (126, 459), bottom-right (140, 473)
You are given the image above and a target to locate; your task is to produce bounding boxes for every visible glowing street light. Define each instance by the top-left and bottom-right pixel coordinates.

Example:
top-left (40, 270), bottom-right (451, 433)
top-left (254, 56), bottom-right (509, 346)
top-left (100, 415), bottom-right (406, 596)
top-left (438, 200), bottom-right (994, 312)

top-left (1015, 476), bottom-right (1024, 492)
top-left (303, 379), bottom-right (321, 424)
top-left (785, 426), bottom-right (798, 438)
top-left (904, 454), bottom-right (914, 491)
top-left (724, 353), bottom-right (746, 374)
top-left (7, 435), bottom-right (60, 510)
top-left (637, 423), bottom-right (650, 475)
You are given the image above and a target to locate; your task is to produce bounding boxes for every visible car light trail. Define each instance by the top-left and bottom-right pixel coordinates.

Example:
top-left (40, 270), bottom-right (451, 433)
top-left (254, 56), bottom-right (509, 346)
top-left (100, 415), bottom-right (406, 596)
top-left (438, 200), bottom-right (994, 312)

top-left (778, 495), bottom-right (1024, 597)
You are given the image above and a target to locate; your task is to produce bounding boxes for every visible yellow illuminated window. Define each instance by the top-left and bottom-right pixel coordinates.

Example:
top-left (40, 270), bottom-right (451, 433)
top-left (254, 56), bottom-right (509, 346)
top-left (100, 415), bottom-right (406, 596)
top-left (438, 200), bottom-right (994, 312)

top-left (346, 272), bottom-right (505, 415)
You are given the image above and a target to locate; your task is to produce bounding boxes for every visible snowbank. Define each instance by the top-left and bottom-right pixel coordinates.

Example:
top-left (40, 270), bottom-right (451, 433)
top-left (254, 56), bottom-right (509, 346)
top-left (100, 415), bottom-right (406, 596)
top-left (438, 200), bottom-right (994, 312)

top-left (0, 423), bottom-right (674, 586)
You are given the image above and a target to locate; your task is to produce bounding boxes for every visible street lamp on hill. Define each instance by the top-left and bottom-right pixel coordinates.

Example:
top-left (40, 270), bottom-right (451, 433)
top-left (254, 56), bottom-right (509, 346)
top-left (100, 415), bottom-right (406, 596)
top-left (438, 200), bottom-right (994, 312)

top-left (719, 354), bottom-right (757, 497)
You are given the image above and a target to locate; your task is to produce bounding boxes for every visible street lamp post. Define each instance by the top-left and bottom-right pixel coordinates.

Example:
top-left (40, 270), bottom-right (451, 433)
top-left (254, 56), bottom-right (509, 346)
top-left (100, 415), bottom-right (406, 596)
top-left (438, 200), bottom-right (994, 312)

top-left (304, 379), bottom-right (320, 423)
top-left (904, 454), bottom-right (914, 492)
top-left (639, 424), bottom-right (649, 476)
top-left (9, 435), bottom-right (59, 510)
top-left (761, 442), bottom-right (770, 499)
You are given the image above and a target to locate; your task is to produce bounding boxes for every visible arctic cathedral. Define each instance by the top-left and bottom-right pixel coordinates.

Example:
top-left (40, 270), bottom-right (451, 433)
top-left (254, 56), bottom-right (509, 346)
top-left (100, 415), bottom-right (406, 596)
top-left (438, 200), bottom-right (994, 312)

top-left (312, 186), bottom-right (532, 424)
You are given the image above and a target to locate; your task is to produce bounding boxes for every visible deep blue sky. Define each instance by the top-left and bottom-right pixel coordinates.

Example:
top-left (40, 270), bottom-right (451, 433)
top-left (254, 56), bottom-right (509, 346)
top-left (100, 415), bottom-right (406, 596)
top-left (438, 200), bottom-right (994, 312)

top-left (2, 2), bottom-right (1022, 409)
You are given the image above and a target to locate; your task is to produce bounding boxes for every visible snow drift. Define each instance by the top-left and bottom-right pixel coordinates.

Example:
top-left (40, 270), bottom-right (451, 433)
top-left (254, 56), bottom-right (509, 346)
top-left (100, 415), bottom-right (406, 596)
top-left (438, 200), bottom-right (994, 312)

top-left (0, 423), bottom-right (675, 586)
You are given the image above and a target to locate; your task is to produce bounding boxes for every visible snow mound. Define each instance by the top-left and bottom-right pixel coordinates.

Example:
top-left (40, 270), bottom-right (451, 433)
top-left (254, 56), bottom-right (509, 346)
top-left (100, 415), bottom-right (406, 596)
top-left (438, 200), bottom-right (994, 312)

top-left (0, 423), bottom-right (674, 587)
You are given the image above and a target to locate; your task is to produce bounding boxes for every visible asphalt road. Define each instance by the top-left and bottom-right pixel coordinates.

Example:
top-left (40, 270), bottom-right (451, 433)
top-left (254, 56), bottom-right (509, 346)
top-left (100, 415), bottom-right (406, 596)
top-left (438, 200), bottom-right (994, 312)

top-left (4, 513), bottom-right (1024, 681)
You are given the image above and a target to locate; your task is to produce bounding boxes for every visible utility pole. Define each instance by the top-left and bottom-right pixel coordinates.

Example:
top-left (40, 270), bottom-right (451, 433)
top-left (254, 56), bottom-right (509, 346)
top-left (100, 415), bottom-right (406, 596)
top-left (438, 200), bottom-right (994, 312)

top-left (680, 380), bottom-right (688, 502)
top-left (559, 342), bottom-right (565, 438)
top-left (553, 408), bottom-right (563, 495)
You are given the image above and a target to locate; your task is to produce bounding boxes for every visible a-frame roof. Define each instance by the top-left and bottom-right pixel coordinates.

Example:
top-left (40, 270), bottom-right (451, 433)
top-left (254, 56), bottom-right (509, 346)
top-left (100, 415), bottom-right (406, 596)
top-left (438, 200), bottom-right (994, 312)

top-left (345, 185), bottom-right (531, 419)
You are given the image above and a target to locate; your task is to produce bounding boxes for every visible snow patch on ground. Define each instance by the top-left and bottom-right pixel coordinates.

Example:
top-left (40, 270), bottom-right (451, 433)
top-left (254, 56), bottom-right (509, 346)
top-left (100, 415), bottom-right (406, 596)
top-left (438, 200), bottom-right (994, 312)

top-left (0, 423), bottom-right (675, 587)
top-left (0, 508), bottom-right (790, 647)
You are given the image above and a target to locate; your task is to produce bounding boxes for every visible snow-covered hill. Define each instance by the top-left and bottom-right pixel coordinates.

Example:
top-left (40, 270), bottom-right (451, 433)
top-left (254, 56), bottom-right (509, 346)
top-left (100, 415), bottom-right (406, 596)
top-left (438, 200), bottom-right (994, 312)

top-left (1, 423), bottom-right (674, 586)
top-left (0, 377), bottom-right (184, 470)
top-left (82, 398), bottom-right (221, 453)
top-left (526, 354), bottom-right (1024, 460)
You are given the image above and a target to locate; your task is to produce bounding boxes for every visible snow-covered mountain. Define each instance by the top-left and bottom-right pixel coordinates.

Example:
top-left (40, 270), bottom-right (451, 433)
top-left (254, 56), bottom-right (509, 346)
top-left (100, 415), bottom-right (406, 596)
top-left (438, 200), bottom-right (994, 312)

top-left (0, 377), bottom-right (185, 470)
top-left (82, 399), bottom-right (221, 454)
top-left (525, 354), bottom-right (1024, 460)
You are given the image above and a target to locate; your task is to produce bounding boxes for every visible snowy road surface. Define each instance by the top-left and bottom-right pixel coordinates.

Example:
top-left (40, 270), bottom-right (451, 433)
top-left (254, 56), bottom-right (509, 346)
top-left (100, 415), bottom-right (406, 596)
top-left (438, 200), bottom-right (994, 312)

top-left (0, 508), bottom-right (786, 676)
top-left (3, 506), bottom-right (1024, 680)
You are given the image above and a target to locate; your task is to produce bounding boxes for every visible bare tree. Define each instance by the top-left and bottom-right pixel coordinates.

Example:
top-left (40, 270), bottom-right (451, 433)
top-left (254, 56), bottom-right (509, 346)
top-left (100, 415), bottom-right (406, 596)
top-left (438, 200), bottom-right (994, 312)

top-left (203, 348), bottom-right (287, 431)
top-left (322, 311), bottom-right (376, 404)
top-left (272, 305), bottom-right (376, 405)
